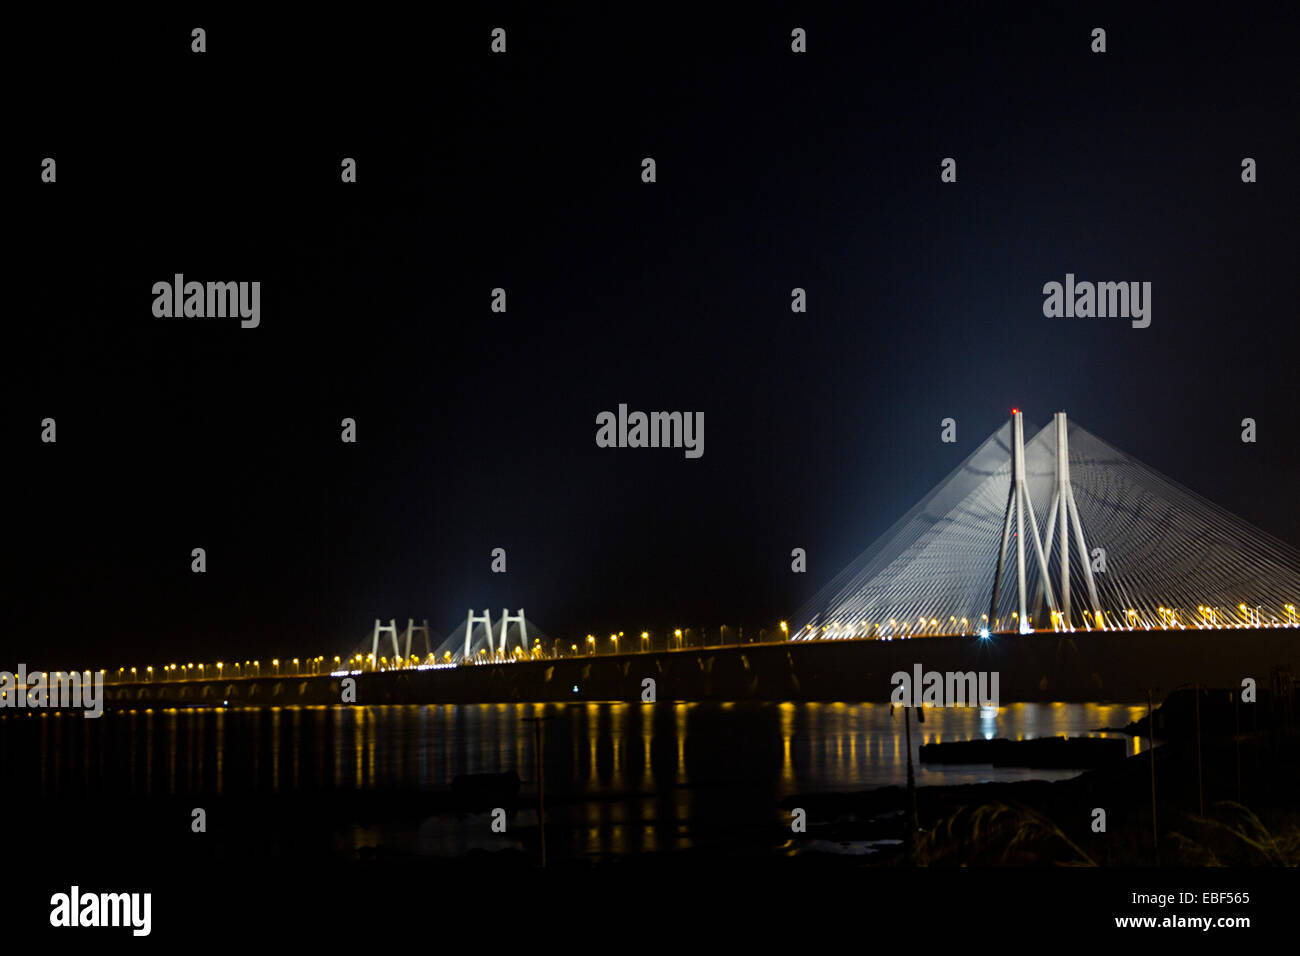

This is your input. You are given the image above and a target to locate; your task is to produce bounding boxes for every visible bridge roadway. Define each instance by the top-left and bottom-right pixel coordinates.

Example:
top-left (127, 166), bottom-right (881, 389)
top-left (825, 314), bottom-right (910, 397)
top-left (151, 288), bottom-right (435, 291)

top-left (98, 627), bottom-right (1299, 707)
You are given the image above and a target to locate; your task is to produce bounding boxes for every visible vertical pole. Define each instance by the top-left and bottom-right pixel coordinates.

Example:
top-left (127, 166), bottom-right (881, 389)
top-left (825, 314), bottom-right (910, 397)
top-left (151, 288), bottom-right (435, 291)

top-left (1147, 688), bottom-right (1159, 865)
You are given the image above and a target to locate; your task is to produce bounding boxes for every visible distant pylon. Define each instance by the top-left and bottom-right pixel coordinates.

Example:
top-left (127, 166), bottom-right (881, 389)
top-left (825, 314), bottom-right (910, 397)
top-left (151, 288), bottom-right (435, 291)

top-left (498, 609), bottom-right (529, 654)
top-left (370, 618), bottom-right (400, 668)
top-left (989, 409), bottom-right (1056, 633)
top-left (402, 618), bottom-right (432, 660)
top-left (466, 609), bottom-right (494, 659)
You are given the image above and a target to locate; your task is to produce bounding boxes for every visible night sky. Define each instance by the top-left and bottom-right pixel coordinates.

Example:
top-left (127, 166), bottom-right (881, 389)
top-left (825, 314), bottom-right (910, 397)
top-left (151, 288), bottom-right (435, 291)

top-left (10, 6), bottom-right (1298, 668)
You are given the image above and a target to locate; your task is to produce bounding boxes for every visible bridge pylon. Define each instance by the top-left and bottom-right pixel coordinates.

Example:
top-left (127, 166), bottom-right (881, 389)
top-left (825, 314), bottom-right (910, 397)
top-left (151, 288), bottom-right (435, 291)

top-left (1039, 412), bottom-right (1104, 629)
top-left (498, 609), bottom-right (529, 655)
top-left (402, 618), bottom-right (432, 661)
top-left (465, 609), bottom-right (494, 659)
top-left (370, 618), bottom-right (400, 669)
top-left (793, 408), bottom-right (1300, 642)
top-left (989, 409), bottom-right (1057, 633)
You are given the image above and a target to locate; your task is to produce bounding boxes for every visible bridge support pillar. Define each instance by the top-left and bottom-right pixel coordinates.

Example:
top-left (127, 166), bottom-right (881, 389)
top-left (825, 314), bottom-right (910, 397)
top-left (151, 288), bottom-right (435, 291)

top-left (499, 609), bottom-right (529, 655)
top-left (991, 410), bottom-right (1057, 633)
top-left (403, 618), bottom-right (432, 662)
top-left (371, 619), bottom-right (400, 670)
top-left (466, 609), bottom-right (494, 660)
top-left (1052, 412), bottom-right (1103, 628)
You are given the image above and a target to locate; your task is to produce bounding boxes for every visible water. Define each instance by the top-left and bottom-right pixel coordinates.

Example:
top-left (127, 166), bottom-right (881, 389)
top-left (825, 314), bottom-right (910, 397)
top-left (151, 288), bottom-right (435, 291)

top-left (2, 701), bottom-right (1148, 861)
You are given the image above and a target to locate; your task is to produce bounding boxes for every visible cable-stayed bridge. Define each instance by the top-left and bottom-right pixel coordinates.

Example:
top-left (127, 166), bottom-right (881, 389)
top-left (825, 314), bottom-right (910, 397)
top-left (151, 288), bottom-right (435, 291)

top-left (65, 409), bottom-right (1300, 705)
top-left (791, 410), bottom-right (1300, 641)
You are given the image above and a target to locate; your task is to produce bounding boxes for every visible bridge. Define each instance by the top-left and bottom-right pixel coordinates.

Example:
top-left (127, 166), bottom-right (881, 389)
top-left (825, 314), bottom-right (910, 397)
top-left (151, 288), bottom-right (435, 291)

top-left (791, 410), bottom-right (1300, 640)
top-left (44, 410), bottom-right (1300, 699)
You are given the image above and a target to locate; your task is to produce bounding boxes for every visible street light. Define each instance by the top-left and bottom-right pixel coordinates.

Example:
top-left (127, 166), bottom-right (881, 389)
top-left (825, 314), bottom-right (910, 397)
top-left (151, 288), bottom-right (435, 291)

top-left (587, 635), bottom-right (595, 656)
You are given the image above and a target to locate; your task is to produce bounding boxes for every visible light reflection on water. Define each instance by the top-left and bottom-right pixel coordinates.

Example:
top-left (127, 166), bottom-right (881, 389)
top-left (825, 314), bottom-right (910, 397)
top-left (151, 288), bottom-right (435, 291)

top-left (7, 700), bottom-right (1150, 860)
top-left (8, 700), bottom-right (1148, 799)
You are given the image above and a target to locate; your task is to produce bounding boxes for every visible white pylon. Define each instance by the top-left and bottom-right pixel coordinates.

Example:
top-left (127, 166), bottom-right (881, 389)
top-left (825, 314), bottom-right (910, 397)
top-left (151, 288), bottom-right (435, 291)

top-left (402, 618), bottom-right (432, 660)
top-left (498, 609), bottom-right (529, 655)
top-left (989, 410), bottom-right (1056, 633)
top-left (465, 609), bottom-right (494, 659)
top-left (370, 618), bottom-right (400, 668)
top-left (1039, 412), bottom-right (1103, 629)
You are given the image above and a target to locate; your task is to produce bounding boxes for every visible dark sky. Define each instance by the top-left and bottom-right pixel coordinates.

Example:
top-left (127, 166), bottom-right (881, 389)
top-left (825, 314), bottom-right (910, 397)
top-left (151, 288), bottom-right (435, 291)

top-left (10, 6), bottom-right (1298, 668)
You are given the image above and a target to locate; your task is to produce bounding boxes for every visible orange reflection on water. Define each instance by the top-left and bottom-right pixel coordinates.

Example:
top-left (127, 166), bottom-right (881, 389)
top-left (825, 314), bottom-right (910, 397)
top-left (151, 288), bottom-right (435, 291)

top-left (675, 702), bottom-right (689, 784)
top-left (215, 708), bottom-right (225, 795)
top-left (780, 701), bottom-right (796, 789)
top-left (610, 703), bottom-right (626, 788)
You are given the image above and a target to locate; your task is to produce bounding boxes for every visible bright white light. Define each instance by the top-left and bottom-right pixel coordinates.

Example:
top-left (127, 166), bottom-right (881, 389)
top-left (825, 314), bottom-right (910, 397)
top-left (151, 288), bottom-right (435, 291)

top-left (978, 628), bottom-right (990, 640)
